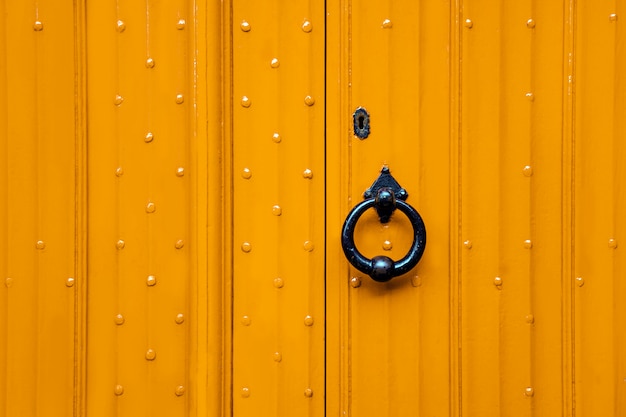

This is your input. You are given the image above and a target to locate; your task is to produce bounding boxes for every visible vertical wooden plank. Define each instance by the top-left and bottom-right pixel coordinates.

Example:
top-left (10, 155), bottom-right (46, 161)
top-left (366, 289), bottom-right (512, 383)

top-left (343, 0), bottom-right (452, 415)
top-left (1, 1), bottom-right (77, 415)
top-left (230, 1), bottom-right (325, 416)
top-left (573, 1), bottom-right (625, 415)
top-left (86, 1), bottom-right (197, 415)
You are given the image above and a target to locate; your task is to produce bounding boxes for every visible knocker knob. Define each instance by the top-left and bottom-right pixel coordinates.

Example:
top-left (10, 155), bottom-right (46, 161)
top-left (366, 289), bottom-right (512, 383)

top-left (370, 255), bottom-right (395, 282)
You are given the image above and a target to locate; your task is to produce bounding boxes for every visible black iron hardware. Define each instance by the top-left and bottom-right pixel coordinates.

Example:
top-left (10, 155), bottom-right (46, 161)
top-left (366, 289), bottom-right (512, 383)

top-left (353, 107), bottom-right (370, 139)
top-left (341, 168), bottom-right (426, 282)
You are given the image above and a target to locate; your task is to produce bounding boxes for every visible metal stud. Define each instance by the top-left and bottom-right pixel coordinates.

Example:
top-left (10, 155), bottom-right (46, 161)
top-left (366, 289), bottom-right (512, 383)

top-left (304, 95), bottom-right (315, 106)
top-left (116, 20), bottom-right (126, 32)
top-left (176, 19), bottom-right (186, 30)
top-left (273, 277), bottom-right (284, 288)
top-left (463, 240), bottom-right (473, 249)
top-left (522, 165), bottom-right (533, 177)
top-left (176, 167), bottom-right (185, 177)
top-left (304, 388), bottom-right (313, 398)
top-left (301, 20), bottom-right (312, 32)
top-left (575, 276), bottom-right (584, 287)
top-left (240, 20), bottom-right (251, 32)
top-left (382, 240), bottom-right (392, 251)
top-left (146, 202), bottom-right (156, 213)
top-left (116, 239), bottom-right (125, 249)
top-left (526, 19), bottom-right (536, 28)
top-left (175, 313), bottom-right (185, 324)
top-left (145, 57), bottom-right (155, 68)
top-left (241, 387), bottom-right (250, 398)
top-left (241, 96), bottom-right (251, 107)
top-left (525, 314), bottom-right (535, 324)
top-left (36, 240), bottom-right (46, 250)
top-left (242, 168), bottom-right (252, 179)
top-left (115, 167), bottom-right (124, 177)
top-left (114, 95), bottom-right (124, 106)
top-left (524, 239), bottom-right (532, 249)
top-left (304, 315), bottom-right (314, 326)
top-left (494, 276), bottom-right (503, 288)
top-left (241, 315), bottom-right (251, 326)
top-left (272, 205), bottom-right (282, 216)
top-left (610, 13), bottom-right (618, 22)
top-left (270, 58), bottom-right (280, 68)
top-left (146, 275), bottom-right (157, 286)
top-left (272, 133), bottom-right (281, 143)
top-left (382, 19), bottom-right (393, 28)
top-left (524, 387), bottom-right (534, 397)
top-left (175, 385), bottom-right (185, 396)
top-left (241, 242), bottom-right (252, 252)
top-left (144, 132), bottom-right (154, 143)
top-left (303, 241), bottom-right (314, 251)
top-left (608, 238), bottom-right (618, 249)
top-left (350, 277), bottom-right (361, 288)
top-left (175, 94), bottom-right (184, 104)
top-left (302, 169), bottom-right (313, 179)
top-left (411, 275), bottom-right (422, 287)
top-left (273, 352), bottom-right (282, 362)
top-left (5, 277), bottom-right (13, 288)
top-left (66, 277), bottom-right (75, 287)
top-left (525, 92), bottom-right (535, 101)
top-left (114, 384), bottom-right (124, 396)
top-left (145, 349), bottom-right (156, 361)
top-left (115, 314), bottom-right (125, 325)
top-left (33, 21), bottom-right (43, 31)
top-left (464, 19), bottom-right (473, 29)
top-left (175, 239), bottom-right (185, 249)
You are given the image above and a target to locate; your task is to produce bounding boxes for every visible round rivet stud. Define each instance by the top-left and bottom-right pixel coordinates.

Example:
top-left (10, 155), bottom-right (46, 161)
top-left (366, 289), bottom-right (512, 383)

top-left (273, 352), bottom-right (282, 362)
top-left (270, 58), bottom-right (280, 68)
top-left (610, 13), bottom-right (618, 22)
top-left (175, 239), bottom-right (184, 249)
top-left (240, 20), bottom-right (251, 32)
top-left (609, 238), bottom-right (618, 249)
top-left (575, 276), bottom-right (584, 287)
top-left (115, 167), bottom-right (124, 177)
top-left (304, 388), bottom-right (313, 398)
top-left (144, 132), bottom-right (154, 143)
top-left (303, 169), bottom-right (313, 179)
top-left (145, 57), bottom-right (155, 68)
top-left (175, 94), bottom-right (184, 104)
top-left (524, 239), bottom-right (533, 249)
top-left (36, 240), bottom-right (46, 250)
top-left (175, 313), bottom-right (185, 324)
top-left (411, 275), bottom-right (422, 287)
top-left (145, 349), bottom-right (156, 361)
top-left (303, 241), bottom-right (314, 251)
top-left (522, 165), bottom-right (533, 177)
top-left (114, 95), bottom-right (124, 106)
top-left (115, 314), bottom-right (125, 325)
top-left (463, 240), bottom-right (472, 249)
top-left (273, 277), bottom-right (284, 288)
top-left (147, 275), bottom-right (157, 286)
top-left (304, 315), bottom-right (314, 326)
top-left (382, 240), bottom-right (392, 251)
top-left (114, 384), bottom-right (124, 396)
top-left (241, 242), bottom-right (252, 252)
top-left (525, 92), bottom-right (535, 101)
top-left (382, 19), bottom-right (392, 28)
top-left (242, 168), bottom-right (252, 179)
top-left (350, 277), bottom-right (361, 288)
top-left (524, 387), bottom-right (534, 397)
top-left (272, 205), bottom-right (282, 216)
top-left (241, 387), bottom-right (250, 398)
top-left (464, 18), bottom-right (473, 28)
top-left (272, 132), bottom-right (281, 143)
top-left (5, 277), bottom-right (13, 288)
top-left (33, 21), bottom-right (43, 31)
top-left (494, 276), bottom-right (503, 287)
top-left (241, 315), bottom-right (251, 326)
top-left (176, 167), bottom-right (185, 177)
top-left (302, 20), bottom-right (312, 32)
top-left (241, 96), bottom-right (251, 107)
top-left (175, 385), bottom-right (185, 396)
top-left (66, 277), bottom-right (75, 287)
top-left (304, 95), bottom-right (315, 106)
top-left (116, 20), bottom-right (126, 32)
top-left (525, 314), bottom-right (535, 324)
top-left (146, 202), bottom-right (156, 213)
top-left (526, 18), bottom-right (536, 28)
top-left (176, 19), bottom-right (186, 29)
top-left (116, 239), bottom-right (125, 249)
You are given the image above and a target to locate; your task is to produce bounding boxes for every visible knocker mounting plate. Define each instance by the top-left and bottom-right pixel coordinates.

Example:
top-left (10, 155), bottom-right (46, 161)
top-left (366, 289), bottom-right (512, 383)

top-left (363, 166), bottom-right (408, 223)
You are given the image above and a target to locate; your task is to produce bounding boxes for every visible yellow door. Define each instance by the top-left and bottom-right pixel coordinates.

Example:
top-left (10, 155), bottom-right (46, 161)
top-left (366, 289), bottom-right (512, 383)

top-left (2, 1), bottom-right (626, 417)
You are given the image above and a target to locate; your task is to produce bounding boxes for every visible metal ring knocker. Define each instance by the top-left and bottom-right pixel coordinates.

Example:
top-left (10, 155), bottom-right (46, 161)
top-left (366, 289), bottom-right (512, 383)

top-left (341, 168), bottom-right (426, 282)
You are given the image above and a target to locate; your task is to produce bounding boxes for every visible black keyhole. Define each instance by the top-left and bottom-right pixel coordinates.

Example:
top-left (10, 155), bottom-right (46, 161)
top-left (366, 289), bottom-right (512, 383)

top-left (353, 107), bottom-right (370, 139)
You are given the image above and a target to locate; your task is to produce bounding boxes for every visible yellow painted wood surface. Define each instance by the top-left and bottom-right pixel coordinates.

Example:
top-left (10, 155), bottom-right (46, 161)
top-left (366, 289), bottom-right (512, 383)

top-left (0, 1), bottom-right (625, 416)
